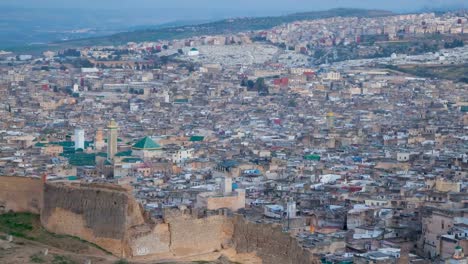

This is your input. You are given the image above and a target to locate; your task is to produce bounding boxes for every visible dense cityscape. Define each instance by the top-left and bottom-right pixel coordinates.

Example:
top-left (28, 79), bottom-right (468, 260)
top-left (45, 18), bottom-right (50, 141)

top-left (0, 5), bottom-right (467, 264)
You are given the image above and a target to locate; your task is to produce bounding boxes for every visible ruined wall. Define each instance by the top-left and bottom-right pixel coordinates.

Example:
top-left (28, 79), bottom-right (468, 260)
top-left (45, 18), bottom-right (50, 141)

top-left (127, 223), bottom-right (171, 257)
top-left (232, 215), bottom-right (321, 264)
top-left (41, 183), bottom-right (146, 256)
top-left (164, 210), bottom-right (233, 257)
top-left (0, 176), bottom-right (42, 214)
top-left (39, 183), bottom-right (233, 260)
top-left (0, 178), bottom-right (323, 263)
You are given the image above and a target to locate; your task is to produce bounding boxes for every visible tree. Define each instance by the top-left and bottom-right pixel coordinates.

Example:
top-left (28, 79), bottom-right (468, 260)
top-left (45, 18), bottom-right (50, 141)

top-left (240, 78), bottom-right (247, 87)
top-left (254, 78), bottom-right (269, 95)
top-left (254, 78), bottom-right (266, 90)
top-left (247, 80), bottom-right (255, 89)
top-left (444, 39), bottom-right (464, 49)
top-left (288, 99), bottom-right (297, 107)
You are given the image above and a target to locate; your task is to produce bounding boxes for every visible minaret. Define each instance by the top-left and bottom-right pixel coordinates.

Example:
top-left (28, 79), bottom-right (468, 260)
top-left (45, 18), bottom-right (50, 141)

top-left (326, 112), bottom-right (335, 129)
top-left (74, 128), bottom-right (85, 150)
top-left (94, 128), bottom-right (105, 151)
top-left (107, 119), bottom-right (119, 161)
top-left (221, 177), bottom-right (232, 195)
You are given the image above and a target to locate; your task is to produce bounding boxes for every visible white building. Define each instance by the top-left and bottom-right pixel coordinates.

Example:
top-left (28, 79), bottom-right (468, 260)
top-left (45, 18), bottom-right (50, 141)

top-left (264, 204), bottom-right (284, 219)
top-left (74, 128), bottom-right (85, 150)
top-left (171, 148), bottom-right (194, 164)
top-left (188, 48), bottom-right (200, 56)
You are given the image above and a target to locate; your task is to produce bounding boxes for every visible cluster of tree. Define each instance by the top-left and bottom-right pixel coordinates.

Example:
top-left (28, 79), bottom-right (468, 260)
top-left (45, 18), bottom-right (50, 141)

top-left (129, 88), bottom-right (144, 95)
top-left (59, 49), bottom-right (81, 57)
top-left (444, 39), bottom-right (464, 49)
top-left (288, 99), bottom-right (297, 107)
top-left (113, 49), bottom-right (131, 55)
top-left (240, 78), bottom-right (255, 89)
top-left (251, 36), bottom-right (267, 42)
top-left (70, 58), bottom-right (94, 68)
top-left (241, 77), bottom-right (269, 95)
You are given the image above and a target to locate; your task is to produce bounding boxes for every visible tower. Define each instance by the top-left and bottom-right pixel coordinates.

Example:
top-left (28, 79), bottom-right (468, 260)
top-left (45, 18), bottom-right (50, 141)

top-left (221, 177), bottom-right (232, 195)
top-left (326, 112), bottom-right (335, 129)
top-left (107, 119), bottom-right (119, 160)
top-left (74, 128), bottom-right (85, 150)
top-left (287, 198), bottom-right (296, 218)
top-left (94, 128), bottom-right (105, 151)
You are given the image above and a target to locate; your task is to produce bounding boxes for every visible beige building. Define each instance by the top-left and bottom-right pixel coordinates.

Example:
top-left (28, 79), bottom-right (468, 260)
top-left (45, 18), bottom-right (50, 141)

top-left (41, 145), bottom-right (63, 156)
top-left (426, 178), bottom-right (461, 193)
top-left (196, 177), bottom-right (245, 212)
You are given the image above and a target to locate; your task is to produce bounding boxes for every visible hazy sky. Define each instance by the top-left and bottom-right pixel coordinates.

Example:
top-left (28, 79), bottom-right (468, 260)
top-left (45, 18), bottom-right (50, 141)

top-left (2, 0), bottom-right (467, 12)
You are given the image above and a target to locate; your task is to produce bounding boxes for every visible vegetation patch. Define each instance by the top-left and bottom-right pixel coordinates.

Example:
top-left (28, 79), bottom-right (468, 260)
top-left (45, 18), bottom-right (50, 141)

top-left (52, 255), bottom-right (77, 264)
top-left (0, 212), bottom-right (110, 255)
top-left (383, 64), bottom-right (468, 83)
top-left (30, 253), bottom-right (46, 263)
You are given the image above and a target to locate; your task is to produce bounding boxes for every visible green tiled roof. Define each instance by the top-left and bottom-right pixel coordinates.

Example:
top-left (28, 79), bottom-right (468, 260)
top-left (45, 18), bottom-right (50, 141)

top-left (189, 135), bottom-right (204, 142)
top-left (96, 152), bottom-right (108, 158)
top-left (122, 157), bottom-right (143, 163)
top-left (174, 98), bottom-right (189, 104)
top-left (35, 142), bottom-right (47, 147)
top-left (116, 150), bottom-right (132, 157)
top-left (62, 153), bottom-right (96, 166)
top-left (104, 138), bottom-right (123, 143)
top-left (132, 136), bottom-right (161, 150)
top-left (51, 141), bottom-right (74, 147)
top-left (304, 154), bottom-right (321, 161)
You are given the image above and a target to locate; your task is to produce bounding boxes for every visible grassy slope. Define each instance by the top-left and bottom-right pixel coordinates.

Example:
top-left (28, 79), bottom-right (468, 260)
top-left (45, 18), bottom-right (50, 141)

top-left (384, 64), bottom-right (468, 83)
top-left (0, 213), bottom-right (240, 264)
top-left (0, 212), bottom-right (110, 255)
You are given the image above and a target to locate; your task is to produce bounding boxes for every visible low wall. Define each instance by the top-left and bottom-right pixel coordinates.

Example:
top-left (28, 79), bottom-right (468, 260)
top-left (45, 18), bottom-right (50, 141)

top-left (0, 176), bottom-right (42, 214)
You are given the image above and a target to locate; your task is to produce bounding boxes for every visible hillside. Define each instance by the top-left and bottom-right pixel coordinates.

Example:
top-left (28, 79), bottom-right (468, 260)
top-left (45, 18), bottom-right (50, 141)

top-left (13, 8), bottom-right (393, 52)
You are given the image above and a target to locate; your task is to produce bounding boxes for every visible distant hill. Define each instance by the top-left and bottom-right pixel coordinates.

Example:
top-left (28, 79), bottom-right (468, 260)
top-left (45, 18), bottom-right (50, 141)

top-left (13, 8), bottom-right (393, 53)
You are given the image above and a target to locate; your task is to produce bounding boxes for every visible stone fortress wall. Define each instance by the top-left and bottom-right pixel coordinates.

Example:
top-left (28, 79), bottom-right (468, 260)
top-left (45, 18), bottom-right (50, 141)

top-left (0, 176), bottom-right (42, 214)
top-left (41, 182), bottom-right (145, 256)
top-left (232, 215), bottom-right (321, 264)
top-left (0, 176), bottom-right (321, 263)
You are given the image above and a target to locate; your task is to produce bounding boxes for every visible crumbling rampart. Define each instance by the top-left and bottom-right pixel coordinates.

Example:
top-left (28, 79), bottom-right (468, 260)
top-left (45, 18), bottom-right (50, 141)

top-left (232, 215), bottom-right (321, 264)
top-left (0, 176), bottom-right (42, 214)
top-left (0, 176), bottom-right (322, 263)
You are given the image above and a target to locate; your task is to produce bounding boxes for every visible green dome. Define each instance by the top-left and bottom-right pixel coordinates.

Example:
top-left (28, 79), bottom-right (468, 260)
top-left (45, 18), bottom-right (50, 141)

top-left (132, 136), bottom-right (161, 150)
